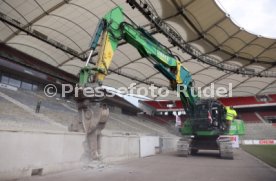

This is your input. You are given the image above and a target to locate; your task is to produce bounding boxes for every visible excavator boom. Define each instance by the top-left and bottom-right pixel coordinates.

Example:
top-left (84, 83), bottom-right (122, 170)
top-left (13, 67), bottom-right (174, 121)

top-left (80, 7), bottom-right (198, 112)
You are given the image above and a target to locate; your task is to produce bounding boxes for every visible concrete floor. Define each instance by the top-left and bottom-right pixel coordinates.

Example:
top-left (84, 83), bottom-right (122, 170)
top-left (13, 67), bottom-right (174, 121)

top-left (20, 149), bottom-right (276, 181)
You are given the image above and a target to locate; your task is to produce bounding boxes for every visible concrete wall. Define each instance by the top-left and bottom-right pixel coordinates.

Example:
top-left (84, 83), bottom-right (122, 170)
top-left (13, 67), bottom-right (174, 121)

top-left (140, 136), bottom-right (160, 157)
top-left (0, 130), bottom-right (85, 180)
top-left (100, 132), bottom-right (140, 162)
top-left (160, 137), bottom-right (179, 153)
top-left (100, 134), bottom-right (178, 161)
top-left (0, 130), bottom-right (178, 180)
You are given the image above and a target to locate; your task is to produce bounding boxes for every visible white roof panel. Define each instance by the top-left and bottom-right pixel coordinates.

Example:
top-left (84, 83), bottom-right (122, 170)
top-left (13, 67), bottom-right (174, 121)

top-left (0, 0), bottom-right (275, 100)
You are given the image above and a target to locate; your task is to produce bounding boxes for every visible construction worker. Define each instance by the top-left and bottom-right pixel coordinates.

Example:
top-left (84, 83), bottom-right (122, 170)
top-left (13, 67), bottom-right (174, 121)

top-left (225, 106), bottom-right (237, 132)
top-left (35, 100), bottom-right (42, 113)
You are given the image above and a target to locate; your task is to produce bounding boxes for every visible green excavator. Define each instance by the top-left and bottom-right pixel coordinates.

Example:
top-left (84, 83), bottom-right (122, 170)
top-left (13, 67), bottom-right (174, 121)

top-left (74, 7), bottom-right (245, 160)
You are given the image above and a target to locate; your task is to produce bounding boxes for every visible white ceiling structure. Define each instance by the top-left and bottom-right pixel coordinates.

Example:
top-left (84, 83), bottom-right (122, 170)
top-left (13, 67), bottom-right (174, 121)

top-left (0, 0), bottom-right (275, 100)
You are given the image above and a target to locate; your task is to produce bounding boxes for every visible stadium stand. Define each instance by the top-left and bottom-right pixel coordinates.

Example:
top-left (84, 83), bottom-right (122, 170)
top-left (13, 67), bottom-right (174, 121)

top-left (0, 91), bottom-right (67, 131)
top-left (105, 112), bottom-right (178, 137)
top-left (242, 123), bottom-right (276, 140)
top-left (258, 110), bottom-right (276, 117)
top-left (219, 95), bottom-right (276, 106)
top-left (140, 98), bottom-right (276, 141)
top-left (0, 87), bottom-right (76, 127)
top-left (0, 86), bottom-right (178, 137)
top-left (1, 0), bottom-right (276, 180)
top-left (238, 112), bottom-right (262, 123)
top-left (142, 114), bottom-right (174, 125)
top-left (220, 97), bottom-right (259, 106)
top-left (142, 100), bottom-right (183, 111)
top-left (269, 94), bottom-right (276, 101)
top-left (142, 95), bottom-right (276, 110)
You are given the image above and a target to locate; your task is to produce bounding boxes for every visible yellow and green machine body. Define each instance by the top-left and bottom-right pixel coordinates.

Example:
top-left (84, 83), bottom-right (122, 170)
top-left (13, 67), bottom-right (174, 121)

top-left (79, 7), bottom-right (245, 139)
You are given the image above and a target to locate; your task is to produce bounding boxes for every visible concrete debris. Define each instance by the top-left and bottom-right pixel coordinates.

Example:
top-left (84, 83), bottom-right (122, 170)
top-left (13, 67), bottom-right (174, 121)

top-left (82, 161), bottom-right (109, 170)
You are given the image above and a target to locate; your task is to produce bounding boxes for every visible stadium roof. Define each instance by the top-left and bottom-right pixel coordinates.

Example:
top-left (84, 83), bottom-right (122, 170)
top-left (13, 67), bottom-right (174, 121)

top-left (0, 0), bottom-right (276, 100)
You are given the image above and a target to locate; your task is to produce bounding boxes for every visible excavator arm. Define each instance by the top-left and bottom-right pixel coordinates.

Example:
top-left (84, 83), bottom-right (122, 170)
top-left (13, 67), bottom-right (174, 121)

top-left (79, 7), bottom-right (198, 112)
top-left (74, 6), bottom-right (245, 160)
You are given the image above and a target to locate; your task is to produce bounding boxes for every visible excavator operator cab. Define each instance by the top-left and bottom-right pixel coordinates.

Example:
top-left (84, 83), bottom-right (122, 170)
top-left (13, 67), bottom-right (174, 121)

top-left (191, 99), bottom-right (226, 132)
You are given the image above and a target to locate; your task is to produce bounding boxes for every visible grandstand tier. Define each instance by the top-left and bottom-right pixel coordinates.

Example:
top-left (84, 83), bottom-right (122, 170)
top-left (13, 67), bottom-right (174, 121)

top-left (0, 0), bottom-right (276, 180)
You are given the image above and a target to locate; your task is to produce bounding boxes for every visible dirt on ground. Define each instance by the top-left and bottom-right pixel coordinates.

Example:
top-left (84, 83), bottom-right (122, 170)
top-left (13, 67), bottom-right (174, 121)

top-left (19, 149), bottom-right (276, 181)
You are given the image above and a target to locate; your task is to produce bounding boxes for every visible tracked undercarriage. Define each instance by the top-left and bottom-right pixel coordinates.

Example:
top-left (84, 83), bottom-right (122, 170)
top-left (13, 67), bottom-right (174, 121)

top-left (177, 136), bottom-right (233, 159)
top-left (176, 99), bottom-right (237, 159)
